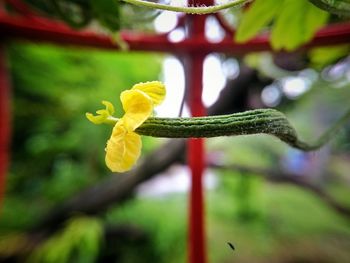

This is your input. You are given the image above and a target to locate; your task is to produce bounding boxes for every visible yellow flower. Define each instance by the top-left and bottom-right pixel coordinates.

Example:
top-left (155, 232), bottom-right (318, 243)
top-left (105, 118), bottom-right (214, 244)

top-left (86, 81), bottom-right (166, 173)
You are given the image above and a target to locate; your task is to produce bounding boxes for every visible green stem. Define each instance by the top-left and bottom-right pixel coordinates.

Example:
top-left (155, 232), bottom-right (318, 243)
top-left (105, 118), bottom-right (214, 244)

top-left (120, 0), bottom-right (252, 14)
top-left (131, 108), bottom-right (350, 151)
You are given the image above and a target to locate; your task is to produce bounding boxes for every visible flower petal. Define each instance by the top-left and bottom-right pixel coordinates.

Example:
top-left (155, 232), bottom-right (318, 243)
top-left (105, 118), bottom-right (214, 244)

top-left (102, 100), bottom-right (115, 115)
top-left (120, 89), bottom-right (153, 131)
top-left (131, 81), bottom-right (166, 106)
top-left (86, 100), bottom-right (116, 125)
top-left (105, 121), bottom-right (142, 172)
top-left (86, 112), bottom-right (107, 124)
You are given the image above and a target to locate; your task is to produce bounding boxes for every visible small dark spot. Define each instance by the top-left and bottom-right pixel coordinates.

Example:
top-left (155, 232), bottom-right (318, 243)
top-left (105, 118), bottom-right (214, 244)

top-left (227, 242), bottom-right (235, 251)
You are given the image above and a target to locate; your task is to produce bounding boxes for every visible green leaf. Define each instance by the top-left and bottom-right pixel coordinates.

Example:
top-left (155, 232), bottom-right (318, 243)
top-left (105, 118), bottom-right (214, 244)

top-left (309, 0), bottom-right (350, 16)
top-left (309, 45), bottom-right (350, 68)
top-left (235, 0), bottom-right (283, 43)
top-left (91, 0), bottom-right (120, 31)
top-left (271, 0), bottom-right (330, 51)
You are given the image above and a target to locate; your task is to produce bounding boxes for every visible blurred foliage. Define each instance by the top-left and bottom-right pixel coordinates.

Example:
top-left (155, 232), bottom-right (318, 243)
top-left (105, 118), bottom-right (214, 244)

top-left (235, 0), bottom-right (282, 43)
top-left (29, 216), bottom-right (103, 263)
top-left (1, 2), bottom-right (350, 262)
top-left (235, 0), bottom-right (350, 51)
top-left (235, 0), bottom-right (330, 50)
top-left (270, 0), bottom-right (329, 50)
top-left (105, 197), bottom-right (188, 263)
top-left (24, 0), bottom-right (120, 30)
top-left (0, 232), bottom-right (28, 258)
top-left (1, 43), bottom-right (162, 232)
top-left (233, 173), bottom-right (263, 222)
top-left (207, 176), bottom-right (350, 263)
top-left (100, 171), bottom-right (350, 263)
top-left (309, 44), bottom-right (350, 68)
top-left (2, 40), bottom-right (350, 263)
top-left (21, 0), bottom-right (158, 32)
top-left (309, 0), bottom-right (350, 16)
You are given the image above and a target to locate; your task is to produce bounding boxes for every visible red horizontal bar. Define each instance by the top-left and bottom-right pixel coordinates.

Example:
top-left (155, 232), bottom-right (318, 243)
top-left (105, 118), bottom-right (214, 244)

top-left (1, 14), bottom-right (350, 54)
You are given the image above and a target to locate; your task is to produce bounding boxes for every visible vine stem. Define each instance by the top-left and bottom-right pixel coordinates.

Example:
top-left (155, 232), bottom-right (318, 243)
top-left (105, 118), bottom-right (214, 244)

top-left (120, 0), bottom-right (252, 14)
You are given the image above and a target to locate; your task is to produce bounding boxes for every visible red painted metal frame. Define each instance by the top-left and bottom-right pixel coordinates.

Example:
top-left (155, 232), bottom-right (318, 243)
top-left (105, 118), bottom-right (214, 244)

top-left (0, 46), bottom-right (11, 213)
top-left (184, 8), bottom-right (210, 263)
top-left (1, 13), bottom-right (350, 54)
top-left (1, 1), bottom-right (350, 263)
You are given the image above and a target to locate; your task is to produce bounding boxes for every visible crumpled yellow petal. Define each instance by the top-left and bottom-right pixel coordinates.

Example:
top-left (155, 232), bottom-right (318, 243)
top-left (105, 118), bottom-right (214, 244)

top-left (131, 81), bottom-right (166, 106)
top-left (105, 120), bottom-right (142, 172)
top-left (120, 89), bottom-right (153, 131)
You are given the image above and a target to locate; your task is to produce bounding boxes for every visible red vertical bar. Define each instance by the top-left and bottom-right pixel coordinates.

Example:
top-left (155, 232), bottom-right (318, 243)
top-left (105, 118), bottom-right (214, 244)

top-left (184, 8), bottom-right (210, 263)
top-left (0, 45), bottom-right (10, 212)
top-left (186, 53), bottom-right (207, 263)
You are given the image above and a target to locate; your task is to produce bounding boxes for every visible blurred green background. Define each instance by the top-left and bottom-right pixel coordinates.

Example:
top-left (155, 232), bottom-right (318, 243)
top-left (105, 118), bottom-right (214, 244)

top-left (0, 41), bottom-right (349, 263)
top-left (1, 0), bottom-right (350, 262)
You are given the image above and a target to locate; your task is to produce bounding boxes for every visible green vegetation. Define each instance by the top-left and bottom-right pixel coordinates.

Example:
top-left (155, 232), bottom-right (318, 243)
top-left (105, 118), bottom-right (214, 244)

top-left (102, 175), bottom-right (350, 263)
top-left (1, 39), bottom-right (350, 263)
top-left (2, 43), bottom-right (162, 231)
top-left (1, 1), bottom-right (350, 262)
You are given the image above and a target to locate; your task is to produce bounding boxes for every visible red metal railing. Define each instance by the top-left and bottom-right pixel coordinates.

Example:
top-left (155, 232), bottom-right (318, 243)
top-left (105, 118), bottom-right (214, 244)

top-left (184, 7), bottom-right (210, 261)
top-left (1, 13), bottom-right (350, 54)
top-left (0, 46), bottom-right (11, 213)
